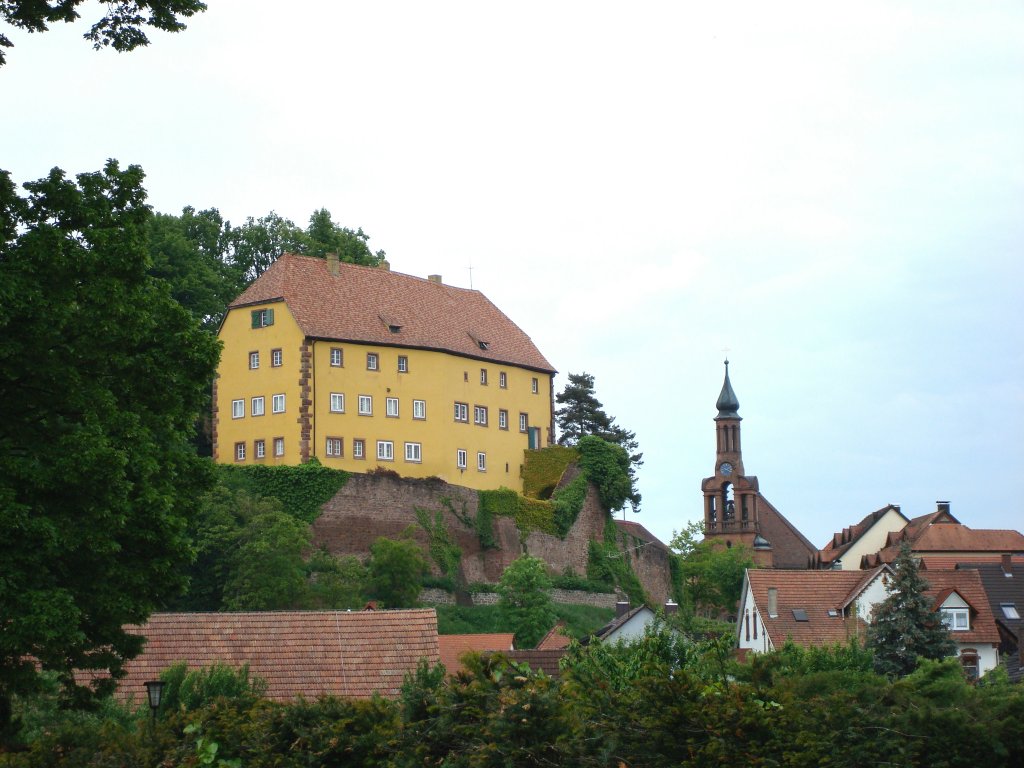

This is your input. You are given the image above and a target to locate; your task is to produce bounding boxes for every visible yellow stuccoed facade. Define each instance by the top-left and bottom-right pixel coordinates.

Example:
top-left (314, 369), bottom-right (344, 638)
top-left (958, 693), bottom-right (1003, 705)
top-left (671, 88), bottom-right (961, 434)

top-left (214, 300), bottom-right (553, 492)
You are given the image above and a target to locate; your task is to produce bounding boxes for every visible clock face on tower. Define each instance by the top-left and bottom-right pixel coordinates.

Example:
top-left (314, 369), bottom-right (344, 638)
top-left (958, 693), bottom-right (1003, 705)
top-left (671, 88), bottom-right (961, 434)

top-left (720, 462), bottom-right (733, 477)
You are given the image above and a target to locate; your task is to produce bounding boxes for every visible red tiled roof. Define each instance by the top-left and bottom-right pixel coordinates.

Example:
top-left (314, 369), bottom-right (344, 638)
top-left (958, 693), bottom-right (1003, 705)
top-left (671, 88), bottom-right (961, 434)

top-left (923, 554), bottom-right (1024, 571)
top-left (871, 525), bottom-right (1024, 566)
top-left (920, 569), bottom-right (1001, 645)
top-left (535, 622), bottom-right (572, 650)
top-left (499, 649), bottom-right (568, 678)
top-left (614, 520), bottom-right (673, 554)
top-left (746, 569), bottom-right (876, 647)
top-left (818, 505), bottom-right (907, 564)
top-left (229, 254), bottom-right (555, 373)
top-left (754, 494), bottom-right (818, 569)
top-left (438, 633), bottom-right (514, 673)
top-left (92, 610), bottom-right (440, 704)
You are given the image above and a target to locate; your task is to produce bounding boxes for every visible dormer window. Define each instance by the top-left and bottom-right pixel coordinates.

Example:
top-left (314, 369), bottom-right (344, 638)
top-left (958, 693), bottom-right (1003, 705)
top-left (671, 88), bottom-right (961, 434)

top-left (468, 331), bottom-right (489, 351)
top-left (941, 608), bottom-right (970, 631)
top-left (379, 314), bottom-right (402, 334)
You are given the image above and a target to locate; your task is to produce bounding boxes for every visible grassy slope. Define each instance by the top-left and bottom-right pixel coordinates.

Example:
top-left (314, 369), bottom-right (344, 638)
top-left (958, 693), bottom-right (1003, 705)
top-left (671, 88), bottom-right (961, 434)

top-left (434, 603), bottom-right (613, 640)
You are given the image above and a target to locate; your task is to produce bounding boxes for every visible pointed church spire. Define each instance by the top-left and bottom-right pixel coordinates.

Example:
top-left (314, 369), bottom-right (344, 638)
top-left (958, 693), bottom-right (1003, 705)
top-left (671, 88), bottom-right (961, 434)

top-left (715, 359), bottom-right (740, 419)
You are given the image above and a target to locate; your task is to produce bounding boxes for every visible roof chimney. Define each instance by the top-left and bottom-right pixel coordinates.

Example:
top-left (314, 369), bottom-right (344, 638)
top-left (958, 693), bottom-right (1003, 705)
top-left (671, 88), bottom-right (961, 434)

top-left (428, 274), bottom-right (442, 285)
top-left (664, 599), bottom-right (678, 615)
top-left (380, 259), bottom-right (391, 271)
top-left (936, 501), bottom-right (950, 515)
top-left (1002, 553), bottom-right (1013, 577)
top-left (327, 252), bottom-right (340, 276)
top-left (615, 600), bottom-right (630, 618)
top-left (767, 587), bottom-right (778, 618)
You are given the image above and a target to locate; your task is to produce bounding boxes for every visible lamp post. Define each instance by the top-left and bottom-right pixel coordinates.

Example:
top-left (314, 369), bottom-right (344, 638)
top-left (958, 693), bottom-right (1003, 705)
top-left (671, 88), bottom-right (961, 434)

top-left (144, 680), bottom-right (165, 732)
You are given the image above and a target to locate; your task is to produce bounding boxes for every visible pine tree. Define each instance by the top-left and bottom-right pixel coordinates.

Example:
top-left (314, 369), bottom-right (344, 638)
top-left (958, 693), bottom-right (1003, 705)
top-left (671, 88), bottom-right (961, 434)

top-left (867, 543), bottom-right (956, 677)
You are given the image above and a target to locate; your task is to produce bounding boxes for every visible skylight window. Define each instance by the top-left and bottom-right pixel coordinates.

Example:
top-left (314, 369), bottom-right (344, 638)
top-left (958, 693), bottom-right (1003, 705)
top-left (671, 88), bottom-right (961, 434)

top-left (1001, 603), bottom-right (1020, 620)
top-left (827, 609), bottom-right (839, 617)
top-left (792, 609), bottom-right (809, 622)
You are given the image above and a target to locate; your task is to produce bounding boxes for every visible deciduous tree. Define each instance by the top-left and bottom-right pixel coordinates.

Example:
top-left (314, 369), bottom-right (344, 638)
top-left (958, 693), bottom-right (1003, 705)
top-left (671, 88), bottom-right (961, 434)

top-left (367, 537), bottom-right (427, 609)
top-left (498, 555), bottom-right (557, 648)
top-left (0, 162), bottom-right (219, 737)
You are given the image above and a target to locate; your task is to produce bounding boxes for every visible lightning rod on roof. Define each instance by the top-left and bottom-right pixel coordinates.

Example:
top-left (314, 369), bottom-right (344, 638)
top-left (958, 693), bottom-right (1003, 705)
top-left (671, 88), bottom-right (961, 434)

top-left (467, 258), bottom-right (474, 289)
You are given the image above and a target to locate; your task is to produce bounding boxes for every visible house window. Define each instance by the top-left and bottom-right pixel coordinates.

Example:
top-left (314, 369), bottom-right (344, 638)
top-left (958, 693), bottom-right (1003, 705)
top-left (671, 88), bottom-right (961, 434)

top-left (480, 368), bottom-right (488, 385)
top-left (477, 452), bottom-right (487, 471)
top-left (532, 377), bottom-right (539, 394)
top-left (251, 308), bottom-right (274, 328)
top-left (358, 395), bottom-right (372, 415)
top-left (377, 440), bottom-right (394, 461)
top-left (519, 413), bottom-right (528, 432)
top-left (353, 439), bottom-right (365, 459)
top-left (330, 347), bottom-right (343, 367)
top-left (273, 437), bottom-right (284, 457)
top-left (942, 608), bottom-right (970, 631)
top-left (498, 409), bottom-right (508, 430)
top-left (405, 442), bottom-right (422, 462)
top-left (413, 399), bottom-right (426, 420)
top-left (330, 393), bottom-right (345, 413)
top-left (454, 402), bottom-right (468, 422)
top-left (386, 397), bottom-right (399, 417)
top-left (398, 355), bottom-right (409, 373)
top-left (234, 442), bottom-right (246, 461)
top-left (326, 437), bottom-right (343, 457)
top-left (474, 405), bottom-right (488, 426)
top-left (1001, 603), bottom-right (1020, 620)
top-left (272, 394), bottom-right (285, 413)
top-left (251, 396), bottom-right (265, 417)
top-left (271, 349), bottom-right (282, 367)
top-left (255, 439), bottom-right (266, 459)
top-left (457, 449), bottom-right (467, 469)
top-left (232, 399), bottom-right (244, 419)
top-left (499, 371), bottom-right (507, 388)
top-left (960, 650), bottom-right (980, 681)
top-left (367, 352), bottom-right (379, 371)
top-left (249, 351), bottom-right (259, 369)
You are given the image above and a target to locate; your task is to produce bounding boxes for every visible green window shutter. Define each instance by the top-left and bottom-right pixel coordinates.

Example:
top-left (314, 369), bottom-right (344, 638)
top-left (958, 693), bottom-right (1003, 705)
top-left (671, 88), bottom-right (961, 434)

top-left (251, 310), bottom-right (260, 328)
top-left (265, 308), bottom-right (274, 326)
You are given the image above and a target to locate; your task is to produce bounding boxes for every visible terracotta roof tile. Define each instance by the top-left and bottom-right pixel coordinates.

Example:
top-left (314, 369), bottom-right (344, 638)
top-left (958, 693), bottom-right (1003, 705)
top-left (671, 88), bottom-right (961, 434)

top-left (438, 633), bottom-right (514, 673)
top-left (818, 505), bottom-right (907, 564)
top-left (919, 569), bottom-right (1001, 645)
top-left (230, 254), bottom-right (555, 372)
top-left (754, 494), bottom-right (818, 569)
top-left (535, 622), bottom-right (572, 650)
top-left (498, 649), bottom-right (568, 678)
top-left (89, 610), bottom-right (440, 704)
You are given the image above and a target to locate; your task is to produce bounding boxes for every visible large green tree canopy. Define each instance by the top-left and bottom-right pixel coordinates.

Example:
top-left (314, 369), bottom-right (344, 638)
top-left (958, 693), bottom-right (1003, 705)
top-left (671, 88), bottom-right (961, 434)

top-left (0, 1), bottom-right (206, 66)
top-left (0, 161), bottom-right (220, 725)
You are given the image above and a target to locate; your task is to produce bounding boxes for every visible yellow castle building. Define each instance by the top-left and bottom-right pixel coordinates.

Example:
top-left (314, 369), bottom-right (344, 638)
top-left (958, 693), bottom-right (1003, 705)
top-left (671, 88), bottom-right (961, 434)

top-left (213, 253), bottom-right (556, 491)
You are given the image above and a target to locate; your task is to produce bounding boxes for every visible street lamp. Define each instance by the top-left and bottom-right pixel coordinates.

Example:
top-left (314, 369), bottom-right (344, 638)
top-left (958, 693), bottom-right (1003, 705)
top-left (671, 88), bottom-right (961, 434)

top-left (144, 680), bottom-right (165, 727)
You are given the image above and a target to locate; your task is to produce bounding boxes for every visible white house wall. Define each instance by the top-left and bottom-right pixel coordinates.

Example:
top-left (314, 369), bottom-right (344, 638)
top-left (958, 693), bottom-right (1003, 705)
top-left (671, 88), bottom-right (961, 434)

top-left (835, 509), bottom-right (908, 570)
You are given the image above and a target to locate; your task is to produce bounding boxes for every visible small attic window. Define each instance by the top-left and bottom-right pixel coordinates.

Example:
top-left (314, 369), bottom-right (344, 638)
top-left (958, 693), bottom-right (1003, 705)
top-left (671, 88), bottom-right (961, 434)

top-left (1001, 603), bottom-right (1020, 620)
top-left (388, 324), bottom-right (402, 334)
top-left (378, 314), bottom-right (402, 333)
top-left (478, 340), bottom-right (490, 350)
top-left (792, 609), bottom-right (809, 622)
top-left (827, 609), bottom-right (839, 617)
top-left (467, 331), bottom-right (489, 350)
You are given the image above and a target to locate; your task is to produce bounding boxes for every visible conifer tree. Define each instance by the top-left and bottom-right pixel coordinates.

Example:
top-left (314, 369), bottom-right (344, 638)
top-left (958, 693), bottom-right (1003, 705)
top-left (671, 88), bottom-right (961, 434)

top-left (867, 543), bottom-right (956, 677)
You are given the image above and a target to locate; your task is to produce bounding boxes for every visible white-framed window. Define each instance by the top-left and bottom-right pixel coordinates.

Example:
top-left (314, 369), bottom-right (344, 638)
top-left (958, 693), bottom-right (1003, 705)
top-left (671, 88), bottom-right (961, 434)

top-left (477, 452), bottom-right (487, 471)
top-left (377, 440), bottom-right (394, 460)
top-left (330, 347), bottom-right (343, 367)
top-left (386, 397), bottom-right (399, 417)
top-left (474, 405), bottom-right (488, 426)
top-left (251, 308), bottom-right (274, 328)
top-left (942, 608), bottom-right (970, 631)
top-left (405, 442), bottom-right (422, 462)
top-left (330, 393), bottom-right (345, 413)
top-left (235, 442), bottom-right (246, 461)
top-left (271, 349), bottom-right (282, 367)
top-left (367, 352), bottom-right (379, 371)
top-left (1001, 603), bottom-right (1020, 620)
top-left (519, 413), bottom-right (528, 432)
top-left (255, 439), bottom-right (266, 459)
top-left (353, 439), bottom-right (365, 459)
top-left (480, 368), bottom-right (488, 385)
top-left (498, 409), bottom-right (508, 430)
top-left (531, 377), bottom-right (539, 394)
top-left (454, 402), bottom-right (468, 422)
top-left (499, 371), bottom-right (507, 388)
top-left (398, 355), bottom-right (409, 373)
top-left (249, 351), bottom-right (260, 369)
top-left (326, 437), bottom-right (343, 457)
top-left (272, 394), bottom-right (285, 413)
top-left (413, 399), bottom-right (426, 420)
top-left (231, 399), bottom-right (244, 419)
top-left (273, 437), bottom-right (284, 457)
top-left (251, 396), bottom-right (265, 417)
top-left (358, 395), bottom-right (372, 415)
top-left (457, 449), bottom-right (467, 469)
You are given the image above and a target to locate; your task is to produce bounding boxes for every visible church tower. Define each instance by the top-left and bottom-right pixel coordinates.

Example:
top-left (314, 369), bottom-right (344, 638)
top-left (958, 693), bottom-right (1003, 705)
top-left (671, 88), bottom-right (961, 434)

top-left (701, 361), bottom-right (773, 565)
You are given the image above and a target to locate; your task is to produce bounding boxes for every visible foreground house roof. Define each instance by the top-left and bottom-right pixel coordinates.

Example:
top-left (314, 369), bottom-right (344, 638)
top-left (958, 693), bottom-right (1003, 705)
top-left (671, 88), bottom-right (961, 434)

top-left (229, 254), bottom-right (556, 373)
top-left (438, 633), bottom-right (515, 673)
top-left (98, 610), bottom-right (440, 703)
top-left (921, 569), bottom-right (1001, 646)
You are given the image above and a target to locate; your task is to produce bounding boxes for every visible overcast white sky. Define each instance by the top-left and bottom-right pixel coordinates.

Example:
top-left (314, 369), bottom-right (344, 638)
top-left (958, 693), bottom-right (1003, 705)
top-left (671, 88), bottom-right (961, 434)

top-left (4, 1), bottom-right (1022, 548)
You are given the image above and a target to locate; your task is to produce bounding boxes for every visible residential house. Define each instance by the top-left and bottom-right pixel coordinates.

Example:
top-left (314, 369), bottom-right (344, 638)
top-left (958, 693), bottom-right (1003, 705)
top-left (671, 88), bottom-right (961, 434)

top-left (93, 609), bottom-right (440, 703)
top-left (814, 504), bottom-right (910, 570)
top-left (438, 633), bottom-right (514, 674)
top-left (701, 361), bottom-right (817, 568)
top-left (214, 254), bottom-right (556, 492)
top-left (956, 556), bottom-right (1024, 681)
top-left (584, 603), bottom-right (658, 645)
